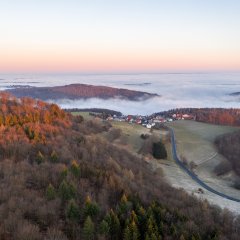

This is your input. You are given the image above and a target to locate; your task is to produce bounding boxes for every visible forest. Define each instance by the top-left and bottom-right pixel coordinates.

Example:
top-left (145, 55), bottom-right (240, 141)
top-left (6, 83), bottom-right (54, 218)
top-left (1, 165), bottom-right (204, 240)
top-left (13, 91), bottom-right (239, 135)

top-left (156, 108), bottom-right (240, 126)
top-left (0, 93), bottom-right (240, 240)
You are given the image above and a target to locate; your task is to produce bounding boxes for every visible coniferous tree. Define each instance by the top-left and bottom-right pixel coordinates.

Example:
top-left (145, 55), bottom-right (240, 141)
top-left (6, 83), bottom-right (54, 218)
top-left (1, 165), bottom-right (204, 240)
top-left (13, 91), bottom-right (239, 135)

top-left (59, 180), bottom-right (76, 201)
top-left (36, 151), bottom-right (45, 164)
top-left (152, 141), bottom-right (167, 159)
top-left (70, 160), bottom-right (80, 177)
top-left (99, 219), bottom-right (110, 237)
top-left (66, 199), bottom-right (80, 222)
top-left (84, 196), bottom-right (100, 217)
top-left (46, 183), bottom-right (56, 200)
top-left (123, 226), bottom-right (131, 240)
top-left (83, 216), bottom-right (95, 240)
top-left (50, 150), bottom-right (58, 163)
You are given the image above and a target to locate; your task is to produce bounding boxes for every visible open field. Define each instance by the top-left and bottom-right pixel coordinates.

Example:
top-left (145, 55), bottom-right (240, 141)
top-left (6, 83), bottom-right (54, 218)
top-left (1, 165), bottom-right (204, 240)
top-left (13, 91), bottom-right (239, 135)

top-left (109, 121), bottom-right (168, 154)
top-left (162, 120), bottom-right (240, 213)
top-left (71, 111), bottom-right (94, 121)
top-left (166, 120), bottom-right (239, 173)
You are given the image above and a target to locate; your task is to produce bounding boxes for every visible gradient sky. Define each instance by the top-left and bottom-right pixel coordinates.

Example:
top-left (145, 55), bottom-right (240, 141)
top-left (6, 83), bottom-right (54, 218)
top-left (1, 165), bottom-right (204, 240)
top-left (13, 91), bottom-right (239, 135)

top-left (1, 0), bottom-right (240, 72)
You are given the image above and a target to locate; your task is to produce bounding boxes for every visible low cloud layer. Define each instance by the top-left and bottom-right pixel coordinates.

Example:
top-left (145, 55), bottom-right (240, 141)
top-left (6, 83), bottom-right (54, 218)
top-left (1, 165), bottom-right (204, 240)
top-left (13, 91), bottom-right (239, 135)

top-left (1, 72), bottom-right (240, 115)
top-left (50, 94), bottom-right (239, 115)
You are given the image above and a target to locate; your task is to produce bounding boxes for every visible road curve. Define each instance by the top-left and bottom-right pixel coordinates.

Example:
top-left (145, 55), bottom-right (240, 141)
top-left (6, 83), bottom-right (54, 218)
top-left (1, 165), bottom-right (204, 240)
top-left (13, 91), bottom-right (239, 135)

top-left (169, 128), bottom-right (240, 203)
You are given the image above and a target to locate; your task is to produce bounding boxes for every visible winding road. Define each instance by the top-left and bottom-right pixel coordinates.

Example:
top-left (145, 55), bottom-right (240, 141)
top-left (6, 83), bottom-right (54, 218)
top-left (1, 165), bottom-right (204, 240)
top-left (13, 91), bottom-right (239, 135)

top-left (169, 128), bottom-right (240, 203)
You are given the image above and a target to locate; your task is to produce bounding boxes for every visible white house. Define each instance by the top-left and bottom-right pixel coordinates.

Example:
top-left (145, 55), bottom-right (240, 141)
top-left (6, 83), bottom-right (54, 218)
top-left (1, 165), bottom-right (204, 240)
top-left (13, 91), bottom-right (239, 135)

top-left (146, 124), bottom-right (152, 129)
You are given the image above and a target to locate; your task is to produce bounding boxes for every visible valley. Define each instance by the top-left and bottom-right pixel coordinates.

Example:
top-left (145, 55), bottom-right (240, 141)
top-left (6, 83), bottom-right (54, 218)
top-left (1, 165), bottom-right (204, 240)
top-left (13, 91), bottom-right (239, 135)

top-left (78, 112), bottom-right (240, 214)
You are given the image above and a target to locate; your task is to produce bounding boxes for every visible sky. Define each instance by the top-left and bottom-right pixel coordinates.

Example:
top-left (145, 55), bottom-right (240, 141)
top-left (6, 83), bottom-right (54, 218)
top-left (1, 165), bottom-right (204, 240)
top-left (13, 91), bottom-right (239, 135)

top-left (0, 0), bottom-right (240, 73)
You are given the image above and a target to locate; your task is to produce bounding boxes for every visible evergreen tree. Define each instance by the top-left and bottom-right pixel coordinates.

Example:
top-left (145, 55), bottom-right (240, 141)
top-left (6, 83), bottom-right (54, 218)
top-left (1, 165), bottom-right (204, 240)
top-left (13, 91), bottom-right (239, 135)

top-left (137, 206), bottom-right (147, 237)
top-left (36, 151), bottom-right (45, 164)
top-left (99, 219), bottom-right (110, 236)
top-left (50, 150), bottom-right (58, 163)
top-left (60, 166), bottom-right (68, 179)
top-left (123, 226), bottom-right (131, 240)
top-left (152, 141), bottom-right (167, 159)
top-left (46, 183), bottom-right (56, 200)
top-left (66, 199), bottom-right (80, 222)
top-left (84, 196), bottom-right (100, 217)
top-left (83, 216), bottom-right (95, 240)
top-left (146, 215), bottom-right (161, 240)
top-left (131, 221), bottom-right (140, 240)
top-left (59, 180), bottom-right (76, 201)
top-left (70, 160), bottom-right (80, 177)
top-left (106, 210), bottom-right (121, 239)
top-left (180, 235), bottom-right (186, 240)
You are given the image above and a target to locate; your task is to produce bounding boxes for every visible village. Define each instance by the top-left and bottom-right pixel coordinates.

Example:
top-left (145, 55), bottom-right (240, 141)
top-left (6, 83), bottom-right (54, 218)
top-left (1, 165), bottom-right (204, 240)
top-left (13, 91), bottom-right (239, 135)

top-left (89, 111), bottom-right (196, 129)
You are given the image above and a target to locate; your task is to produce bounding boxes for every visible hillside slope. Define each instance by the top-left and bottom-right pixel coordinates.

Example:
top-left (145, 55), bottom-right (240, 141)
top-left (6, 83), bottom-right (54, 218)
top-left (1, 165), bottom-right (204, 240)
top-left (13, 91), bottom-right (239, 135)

top-left (0, 93), bottom-right (239, 240)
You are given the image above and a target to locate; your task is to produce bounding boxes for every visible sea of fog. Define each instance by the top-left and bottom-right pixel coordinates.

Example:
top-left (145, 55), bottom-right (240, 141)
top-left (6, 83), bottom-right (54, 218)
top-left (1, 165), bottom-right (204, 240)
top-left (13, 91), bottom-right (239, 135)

top-left (0, 72), bottom-right (239, 115)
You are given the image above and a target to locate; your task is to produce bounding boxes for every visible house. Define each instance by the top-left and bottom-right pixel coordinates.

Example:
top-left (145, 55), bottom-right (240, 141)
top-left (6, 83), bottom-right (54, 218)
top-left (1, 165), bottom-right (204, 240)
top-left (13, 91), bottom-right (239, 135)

top-left (146, 124), bottom-right (152, 129)
top-left (126, 115), bottom-right (133, 122)
top-left (136, 119), bottom-right (142, 124)
top-left (182, 114), bottom-right (194, 120)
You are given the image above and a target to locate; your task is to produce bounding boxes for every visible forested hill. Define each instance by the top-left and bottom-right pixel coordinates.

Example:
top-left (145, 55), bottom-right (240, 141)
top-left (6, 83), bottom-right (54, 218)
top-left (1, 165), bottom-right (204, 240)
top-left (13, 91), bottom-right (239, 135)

top-left (0, 93), bottom-right (240, 240)
top-left (7, 83), bottom-right (159, 101)
top-left (156, 108), bottom-right (240, 126)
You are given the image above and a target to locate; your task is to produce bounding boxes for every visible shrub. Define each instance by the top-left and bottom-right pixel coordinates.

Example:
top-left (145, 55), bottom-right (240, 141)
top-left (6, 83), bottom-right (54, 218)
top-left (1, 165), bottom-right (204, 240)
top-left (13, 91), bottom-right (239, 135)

top-left (152, 142), bottom-right (167, 159)
top-left (214, 161), bottom-right (232, 176)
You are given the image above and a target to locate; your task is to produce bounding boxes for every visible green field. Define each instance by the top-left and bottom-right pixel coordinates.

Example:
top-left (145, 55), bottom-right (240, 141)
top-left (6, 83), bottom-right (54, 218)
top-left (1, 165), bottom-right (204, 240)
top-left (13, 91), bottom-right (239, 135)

top-left (166, 120), bottom-right (239, 164)
top-left (165, 120), bottom-right (240, 199)
top-left (167, 120), bottom-right (239, 142)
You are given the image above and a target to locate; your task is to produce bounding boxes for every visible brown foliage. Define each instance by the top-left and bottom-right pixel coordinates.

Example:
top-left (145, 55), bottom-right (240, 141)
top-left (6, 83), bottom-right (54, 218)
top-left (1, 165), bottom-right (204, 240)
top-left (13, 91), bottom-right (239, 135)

top-left (0, 94), bottom-right (239, 240)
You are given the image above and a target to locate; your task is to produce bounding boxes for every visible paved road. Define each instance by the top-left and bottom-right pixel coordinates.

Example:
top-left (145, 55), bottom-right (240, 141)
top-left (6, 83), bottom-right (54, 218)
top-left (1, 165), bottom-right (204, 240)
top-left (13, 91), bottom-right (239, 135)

top-left (169, 128), bottom-right (240, 203)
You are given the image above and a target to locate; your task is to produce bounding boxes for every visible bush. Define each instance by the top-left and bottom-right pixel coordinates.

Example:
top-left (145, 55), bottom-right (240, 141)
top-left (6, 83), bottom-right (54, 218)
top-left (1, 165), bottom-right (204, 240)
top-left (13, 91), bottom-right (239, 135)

top-left (140, 134), bottom-right (150, 140)
top-left (107, 128), bottom-right (122, 141)
top-left (214, 161), bottom-right (232, 176)
top-left (152, 142), bottom-right (167, 159)
top-left (233, 177), bottom-right (240, 190)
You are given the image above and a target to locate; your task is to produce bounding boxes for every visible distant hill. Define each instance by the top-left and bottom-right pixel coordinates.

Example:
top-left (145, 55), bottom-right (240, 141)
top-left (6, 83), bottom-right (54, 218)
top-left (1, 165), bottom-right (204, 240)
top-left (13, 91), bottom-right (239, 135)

top-left (7, 83), bottom-right (159, 101)
top-left (229, 92), bottom-right (240, 96)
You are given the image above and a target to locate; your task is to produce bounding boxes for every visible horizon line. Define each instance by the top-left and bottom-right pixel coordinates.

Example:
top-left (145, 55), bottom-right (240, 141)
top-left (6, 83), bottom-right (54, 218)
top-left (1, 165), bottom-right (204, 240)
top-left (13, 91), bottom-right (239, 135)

top-left (1, 70), bottom-right (240, 76)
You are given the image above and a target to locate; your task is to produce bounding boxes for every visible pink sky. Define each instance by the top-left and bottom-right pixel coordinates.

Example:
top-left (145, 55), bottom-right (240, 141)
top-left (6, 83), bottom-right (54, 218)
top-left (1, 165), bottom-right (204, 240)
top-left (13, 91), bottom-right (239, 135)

top-left (1, 1), bottom-right (240, 73)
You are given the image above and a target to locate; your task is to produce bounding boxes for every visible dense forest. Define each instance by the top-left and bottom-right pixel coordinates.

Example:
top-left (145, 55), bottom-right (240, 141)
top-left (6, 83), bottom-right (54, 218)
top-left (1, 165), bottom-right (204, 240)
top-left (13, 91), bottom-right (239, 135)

top-left (156, 108), bottom-right (240, 126)
top-left (7, 84), bottom-right (159, 101)
top-left (0, 93), bottom-right (240, 240)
